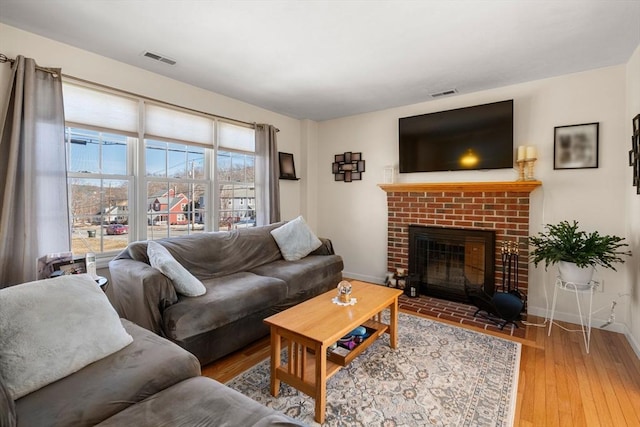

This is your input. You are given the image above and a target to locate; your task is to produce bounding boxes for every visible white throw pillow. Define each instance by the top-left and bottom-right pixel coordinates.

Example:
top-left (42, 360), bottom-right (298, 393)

top-left (147, 241), bottom-right (206, 297)
top-left (0, 275), bottom-right (133, 400)
top-left (270, 216), bottom-right (322, 261)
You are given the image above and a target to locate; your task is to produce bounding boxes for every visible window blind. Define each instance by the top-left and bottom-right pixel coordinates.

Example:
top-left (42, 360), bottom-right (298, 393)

top-left (63, 83), bottom-right (138, 133)
top-left (145, 103), bottom-right (214, 146)
top-left (219, 121), bottom-right (255, 152)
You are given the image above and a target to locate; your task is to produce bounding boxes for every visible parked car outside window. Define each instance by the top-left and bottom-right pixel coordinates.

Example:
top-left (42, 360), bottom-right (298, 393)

top-left (107, 224), bottom-right (129, 235)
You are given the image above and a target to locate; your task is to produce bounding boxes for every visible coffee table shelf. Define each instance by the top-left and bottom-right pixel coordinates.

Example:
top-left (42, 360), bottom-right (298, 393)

top-left (274, 345), bottom-right (342, 398)
top-left (327, 320), bottom-right (387, 366)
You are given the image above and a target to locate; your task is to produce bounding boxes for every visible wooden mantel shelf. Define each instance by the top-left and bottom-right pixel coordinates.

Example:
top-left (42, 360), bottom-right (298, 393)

top-left (378, 181), bottom-right (542, 193)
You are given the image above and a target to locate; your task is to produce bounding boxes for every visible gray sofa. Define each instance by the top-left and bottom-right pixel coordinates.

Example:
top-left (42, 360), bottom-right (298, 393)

top-left (108, 222), bottom-right (344, 365)
top-left (6, 318), bottom-right (304, 427)
top-left (1, 274), bottom-right (306, 427)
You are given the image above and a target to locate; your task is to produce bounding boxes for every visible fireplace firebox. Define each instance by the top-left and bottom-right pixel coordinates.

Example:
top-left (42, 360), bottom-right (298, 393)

top-left (408, 225), bottom-right (495, 303)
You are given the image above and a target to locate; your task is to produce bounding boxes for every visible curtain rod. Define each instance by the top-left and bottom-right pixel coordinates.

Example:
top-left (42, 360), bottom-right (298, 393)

top-left (0, 52), bottom-right (277, 131)
top-left (0, 53), bottom-right (59, 76)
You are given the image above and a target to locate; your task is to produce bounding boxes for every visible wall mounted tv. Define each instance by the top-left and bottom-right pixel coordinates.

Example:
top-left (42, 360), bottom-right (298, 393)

top-left (398, 100), bottom-right (514, 173)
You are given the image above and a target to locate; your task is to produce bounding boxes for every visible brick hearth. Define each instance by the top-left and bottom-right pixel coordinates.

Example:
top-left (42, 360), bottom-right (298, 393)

top-left (398, 293), bottom-right (526, 338)
top-left (380, 181), bottom-right (541, 300)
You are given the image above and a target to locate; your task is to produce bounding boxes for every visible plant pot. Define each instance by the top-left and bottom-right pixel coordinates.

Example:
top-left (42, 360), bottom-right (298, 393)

top-left (557, 261), bottom-right (594, 289)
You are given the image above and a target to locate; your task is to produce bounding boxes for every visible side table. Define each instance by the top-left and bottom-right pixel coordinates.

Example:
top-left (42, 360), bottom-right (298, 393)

top-left (95, 276), bottom-right (109, 292)
top-left (50, 273), bottom-right (109, 292)
top-left (548, 277), bottom-right (598, 353)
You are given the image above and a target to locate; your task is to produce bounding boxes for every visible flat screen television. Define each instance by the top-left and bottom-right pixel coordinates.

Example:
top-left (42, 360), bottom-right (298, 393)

top-left (399, 100), bottom-right (514, 173)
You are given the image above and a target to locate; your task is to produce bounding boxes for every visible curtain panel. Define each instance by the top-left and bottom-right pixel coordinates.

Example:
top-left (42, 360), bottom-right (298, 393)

top-left (0, 56), bottom-right (69, 287)
top-left (254, 124), bottom-right (280, 226)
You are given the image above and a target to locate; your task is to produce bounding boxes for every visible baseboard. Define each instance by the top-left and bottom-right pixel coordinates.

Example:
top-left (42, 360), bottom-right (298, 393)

top-left (624, 326), bottom-right (640, 359)
top-left (528, 305), bottom-right (627, 333)
top-left (528, 305), bottom-right (635, 346)
top-left (343, 271), bottom-right (383, 285)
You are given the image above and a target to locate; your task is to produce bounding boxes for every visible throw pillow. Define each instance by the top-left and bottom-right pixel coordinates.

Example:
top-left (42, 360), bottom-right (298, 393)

top-left (270, 215), bottom-right (322, 261)
top-left (147, 241), bottom-right (206, 297)
top-left (0, 275), bottom-right (133, 400)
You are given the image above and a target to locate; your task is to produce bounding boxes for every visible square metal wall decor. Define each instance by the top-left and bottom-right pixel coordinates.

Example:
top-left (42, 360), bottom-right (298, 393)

top-left (332, 152), bottom-right (365, 182)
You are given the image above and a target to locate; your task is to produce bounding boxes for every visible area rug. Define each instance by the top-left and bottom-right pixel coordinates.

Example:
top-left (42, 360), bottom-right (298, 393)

top-left (226, 312), bottom-right (521, 427)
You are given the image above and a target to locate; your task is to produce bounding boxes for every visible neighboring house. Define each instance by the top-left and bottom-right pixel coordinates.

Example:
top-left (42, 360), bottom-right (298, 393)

top-left (147, 189), bottom-right (190, 225)
top-left (93, 201), bottom-right (128, 224)
top-left (220, 187), bottom-right (255, 222)
top-left (220, 186), bottom-right (255, 211)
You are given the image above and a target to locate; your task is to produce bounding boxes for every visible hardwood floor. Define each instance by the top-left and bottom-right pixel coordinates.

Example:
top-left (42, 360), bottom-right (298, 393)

top-left (516, 316), bottom-right (640, 427)
top-left (202, 312), bottom-right (640, 427)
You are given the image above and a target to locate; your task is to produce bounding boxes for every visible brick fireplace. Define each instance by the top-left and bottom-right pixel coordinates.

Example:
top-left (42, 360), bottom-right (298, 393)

top-left (380, 181), bottom-right (541, 300)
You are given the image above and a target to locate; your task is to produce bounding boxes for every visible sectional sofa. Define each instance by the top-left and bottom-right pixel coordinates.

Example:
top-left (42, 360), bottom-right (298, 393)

top-left (108, 219), bottom-right (344, 365)
top-left (0, 275), bottom-right (305, 427)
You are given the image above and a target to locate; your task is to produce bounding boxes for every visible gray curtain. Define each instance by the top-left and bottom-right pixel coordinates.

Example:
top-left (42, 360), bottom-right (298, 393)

top-left (254, 124), bottom-right (280, 225)
top-left (0, 56), bottom-right (69, 287)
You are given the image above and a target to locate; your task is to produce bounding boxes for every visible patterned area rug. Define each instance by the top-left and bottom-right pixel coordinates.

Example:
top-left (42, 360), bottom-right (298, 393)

top-left (226, 312), bottom-right (521, 427)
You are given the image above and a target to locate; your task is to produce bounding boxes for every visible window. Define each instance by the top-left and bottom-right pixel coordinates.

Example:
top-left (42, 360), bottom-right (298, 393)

top-left (145, 140), bottom-right (209, 240)
top-left (66, 127), bottom-right (133, 255)
top-left (63, 82), bottom-right (256, 260)
top-left (218, 151), bottom-right (255, 230)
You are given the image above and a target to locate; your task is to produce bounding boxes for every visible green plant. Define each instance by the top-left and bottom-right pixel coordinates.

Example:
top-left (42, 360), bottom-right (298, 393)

top-left (529, 220), bottom-right (631, 270)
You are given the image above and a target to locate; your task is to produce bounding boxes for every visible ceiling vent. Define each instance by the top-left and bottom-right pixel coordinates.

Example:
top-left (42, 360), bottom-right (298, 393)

top-left (430, 88), bottom-right (458, 98)
top-left (142, 51), bottom-right (177, 66)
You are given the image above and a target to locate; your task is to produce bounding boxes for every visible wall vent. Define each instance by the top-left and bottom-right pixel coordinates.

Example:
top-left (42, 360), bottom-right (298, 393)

top-left (430, 88), bottom-right (458, 98)
top-left (142, 51), bottom-right (177, 66)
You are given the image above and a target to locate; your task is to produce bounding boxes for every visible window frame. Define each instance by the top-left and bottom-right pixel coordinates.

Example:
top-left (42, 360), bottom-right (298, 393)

top-left (65, 126), bottom-right (136, 259)
top-left (63, 81), bottom-right (257, 266)
top-left (142, 138), bottom-right (213, 240)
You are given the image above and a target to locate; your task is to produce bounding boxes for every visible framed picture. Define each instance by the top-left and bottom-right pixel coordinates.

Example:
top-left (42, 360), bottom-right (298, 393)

top-left (52, 257), bottom-right (86, 275)
top-left (278, 152), bottom-right (299, 180)
top-left (36, 252), bottom-right (73, 279)
top-left (332, 151), bottom-right (365, 182)
top-left (554, 122), bottom-right (599, 169)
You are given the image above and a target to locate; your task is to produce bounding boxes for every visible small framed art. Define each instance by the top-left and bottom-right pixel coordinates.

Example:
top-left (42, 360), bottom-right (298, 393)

top-left (554, 122), bottom-right (599, 169)
top-left (278, 152), bottom-right (299, 180)
top-left (52, 256), bottom-right (87, 275)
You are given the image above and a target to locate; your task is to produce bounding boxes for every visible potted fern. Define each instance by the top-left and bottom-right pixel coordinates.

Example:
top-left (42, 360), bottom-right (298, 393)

top-left (529, 220), bottom-right (631, 285)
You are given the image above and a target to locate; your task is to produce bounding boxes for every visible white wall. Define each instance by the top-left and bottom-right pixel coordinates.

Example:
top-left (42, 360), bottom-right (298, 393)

top-left (0, 23), bottom-right (304, 226)
top-left (316, 65), bottom-right (632, 332)
top-left (625, 44), bottom-right (640, 356)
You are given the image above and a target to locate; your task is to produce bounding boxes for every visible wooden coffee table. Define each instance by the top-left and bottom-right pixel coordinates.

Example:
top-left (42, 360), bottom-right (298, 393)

top-left (263, 280), bottom-right (403, 423)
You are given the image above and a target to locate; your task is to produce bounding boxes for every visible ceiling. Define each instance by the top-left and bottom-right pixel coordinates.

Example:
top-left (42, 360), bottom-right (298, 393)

top-left (1, 0), bottom-right (639, 121)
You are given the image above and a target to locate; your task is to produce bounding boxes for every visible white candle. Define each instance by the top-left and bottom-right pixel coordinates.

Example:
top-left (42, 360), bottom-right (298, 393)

top-left (517, 146), bottom-right (526, 161)
top-left (526, 146), bottom-right (537, 159)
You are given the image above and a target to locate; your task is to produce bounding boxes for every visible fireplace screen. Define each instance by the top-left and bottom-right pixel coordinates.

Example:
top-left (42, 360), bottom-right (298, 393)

top-left (409, 225), bottom-right (495, 302)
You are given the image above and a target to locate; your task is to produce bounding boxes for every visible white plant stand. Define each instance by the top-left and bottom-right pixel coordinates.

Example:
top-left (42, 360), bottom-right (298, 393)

top-left (548, 277), bottom-right (598, 353)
